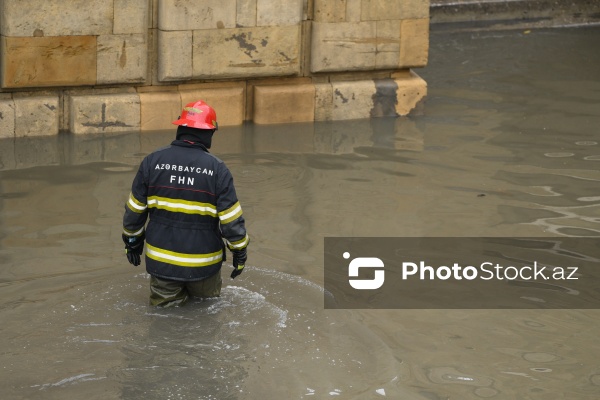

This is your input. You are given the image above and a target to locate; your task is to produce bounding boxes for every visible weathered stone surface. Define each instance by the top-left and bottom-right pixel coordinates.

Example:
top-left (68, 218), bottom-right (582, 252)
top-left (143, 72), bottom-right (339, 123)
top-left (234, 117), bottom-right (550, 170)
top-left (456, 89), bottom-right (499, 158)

top-left (393, 71), bottom-right (427, 116)
top-left (314, 0), bottom-right (347, 23)
top-left (193, 26), bottom-right (301, 79)
top-left (314, 82), bottom-right (334, 121)
top-left (158, 0), bottom-right (236, 31)
top-left (0, 99), bottom-right (16, 139)
top-left (1, 36), bottom-right (97, 88)
top-left (97, 34), bottom-right (148, 84)
top-left (14, 95), bottom-right (60, 137)
top-left (375, 20), bottom-right (401, 69)
top-left (256, 0), bottom-right (304, 26)
top-left (331, 80), bottom-right (375, 120)
top-left (157, 30), bottom-right (193, 81)
top-left (114, 0), bottom-right (149, 34)
top-left (69, 93), bottom-right (140, 134)
top-left (253, 83), bottom-right (315, 124)
top-left (0, 0), bottom-right (113, 37)
top-left (311, 21), bottom-right (376, 73)
top-left (179, 83), bottom-right (246, 127)
top-left (400, 19), bottom-right (430, 67)
top-left (361, 0), bottom-right (429, 21)
top-left (237, 0), bottom-right (257, 27)
top-left (346, 0), bottom-right (362, 22)
top-left (139, 91), bottom-right (181, 131)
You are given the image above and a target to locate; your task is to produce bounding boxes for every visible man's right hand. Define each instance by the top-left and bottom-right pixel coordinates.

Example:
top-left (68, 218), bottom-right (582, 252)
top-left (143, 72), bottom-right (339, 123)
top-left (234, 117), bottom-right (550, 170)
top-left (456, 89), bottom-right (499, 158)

top-left (122, 233), bottom-right (145, 266)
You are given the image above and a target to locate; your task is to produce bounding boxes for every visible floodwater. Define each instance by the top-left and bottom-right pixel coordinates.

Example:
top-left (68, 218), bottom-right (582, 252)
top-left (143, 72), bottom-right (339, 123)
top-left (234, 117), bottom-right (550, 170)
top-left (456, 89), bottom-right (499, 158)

top-left (1, 26), bottom-right (600, 399)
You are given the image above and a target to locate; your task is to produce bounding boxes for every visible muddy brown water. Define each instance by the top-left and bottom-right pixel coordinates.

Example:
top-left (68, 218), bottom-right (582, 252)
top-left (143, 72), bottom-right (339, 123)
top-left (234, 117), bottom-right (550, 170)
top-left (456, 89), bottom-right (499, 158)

top-left (1, 27), bottom-right (599, 399)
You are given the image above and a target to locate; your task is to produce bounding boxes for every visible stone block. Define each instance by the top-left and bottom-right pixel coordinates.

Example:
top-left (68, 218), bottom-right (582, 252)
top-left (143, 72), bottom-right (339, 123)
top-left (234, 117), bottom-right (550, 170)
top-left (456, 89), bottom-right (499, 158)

top-left (371, 78), bottom-right (402, 117)
top-left (158, 0), bottom-right (236, 31)
top-left (237, 0), bottom-right (257, 27)
top-left (331, 80), bottom-right (375, 120)
top-left (375, 20), bottom-right (401, 69)
top-left (0, 99), bottom-right (16, 139)
top-left (0, 0), bottom-right (113, 37)
top-left (69, 93), bottom-right (140, 135)
top-left (193, 25), bottom-right (301, 79)
top-left (361, 0), bottom-right (429, 21)
top-left (346, 0), bottom-right (362, 22)
top-left (14, 95), bottom-right (60, 137)
top-left (179, 83), bottom-right (246, 127)
top-left (1, 36), bottom-right (96, 88)
top-left (314, 0), bottom-right (347, 23)
top-left (157, 30), bottom-right (193, 81)
top-left (253, 83), bottom-right (315, 124)
top-left (393, 71), bottom-right (427, 116)
top-left (400, 19), bottom-right (429, 68)
top-left (114, 0), bottom-right (149, 34)
top-left (139, 91), bottom-right (181, 131)
top-left (311, 21), bottom-right (376, 73)
top-left (256, 0), bottom-right (304, 26)
top-left (97, 34), bottom-right (148, 84)
top-left (314, 82), bottom-right (334, 121)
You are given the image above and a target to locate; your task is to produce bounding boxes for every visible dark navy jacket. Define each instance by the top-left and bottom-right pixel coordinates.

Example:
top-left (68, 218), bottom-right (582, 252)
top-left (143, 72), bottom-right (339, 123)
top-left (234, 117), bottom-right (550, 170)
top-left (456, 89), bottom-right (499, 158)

top-left (123, 140), bottom-right (248, 281)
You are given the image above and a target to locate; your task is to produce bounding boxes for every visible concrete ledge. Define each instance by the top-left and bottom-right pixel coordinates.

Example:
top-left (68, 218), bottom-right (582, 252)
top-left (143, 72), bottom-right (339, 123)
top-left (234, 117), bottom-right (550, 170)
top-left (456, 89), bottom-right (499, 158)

top-left (0, 98), bottom-right (16, 139)
top-left (316, 71), bottom-right (427, 121)
top-left (69, 93), bottom-right (140, 135)
top-left (139, 90), bottom-right (181, 131)
top-left (14, 94), bottom-right (60, 137)
top-left (179, 82), bottom-right (246, 127)
top-left (253, 83), bottom-right (315, 124)
top-left (392, 70), bottom-right (428, 116)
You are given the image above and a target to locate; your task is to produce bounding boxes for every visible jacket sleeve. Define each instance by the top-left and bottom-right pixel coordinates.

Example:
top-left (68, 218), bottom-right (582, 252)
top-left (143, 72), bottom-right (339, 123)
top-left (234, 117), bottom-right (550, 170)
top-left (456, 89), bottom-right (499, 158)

top-left (216, 165), bottom-right (249, 252)
top-left (122, 160), bottom-right (149, 239)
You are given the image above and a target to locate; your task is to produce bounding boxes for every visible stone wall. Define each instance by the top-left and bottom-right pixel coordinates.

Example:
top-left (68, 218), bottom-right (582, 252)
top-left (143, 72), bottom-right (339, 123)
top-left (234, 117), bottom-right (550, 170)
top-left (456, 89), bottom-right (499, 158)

top-left (0, 0), bottom-right (429, 137)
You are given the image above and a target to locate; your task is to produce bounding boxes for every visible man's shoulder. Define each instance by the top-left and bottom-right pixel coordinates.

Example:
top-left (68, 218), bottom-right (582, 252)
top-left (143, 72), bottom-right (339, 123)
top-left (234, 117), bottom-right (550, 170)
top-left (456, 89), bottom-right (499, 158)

top-left (204, 152), bottom-right (225, 165)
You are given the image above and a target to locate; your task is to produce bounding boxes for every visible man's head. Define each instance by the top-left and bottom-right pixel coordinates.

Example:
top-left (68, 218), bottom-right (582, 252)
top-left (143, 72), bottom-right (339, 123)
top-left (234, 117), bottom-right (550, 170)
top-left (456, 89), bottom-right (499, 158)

top-left (172, 100), bottom-right (218, 148)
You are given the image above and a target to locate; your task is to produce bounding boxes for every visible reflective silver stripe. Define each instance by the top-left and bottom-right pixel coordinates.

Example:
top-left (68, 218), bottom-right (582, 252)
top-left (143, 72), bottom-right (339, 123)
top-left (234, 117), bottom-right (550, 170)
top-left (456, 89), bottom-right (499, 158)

top-left (123, 226), bottom-right (145, 236)
top-left (128, 194), bottom-right (147, 212)
top-left (147, 196), bottom-right (217, 216)
top-left (146, 243), bottom-right (222, 267)
top-left (227, 234), bottom-right (249, 249)
top-left (219, 203), bottom-right (242, 224)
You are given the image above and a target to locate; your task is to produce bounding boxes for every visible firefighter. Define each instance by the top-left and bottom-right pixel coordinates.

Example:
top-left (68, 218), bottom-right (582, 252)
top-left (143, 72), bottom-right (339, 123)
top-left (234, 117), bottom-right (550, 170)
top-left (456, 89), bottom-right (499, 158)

top-left (122, 100), bottom-right (249, 307)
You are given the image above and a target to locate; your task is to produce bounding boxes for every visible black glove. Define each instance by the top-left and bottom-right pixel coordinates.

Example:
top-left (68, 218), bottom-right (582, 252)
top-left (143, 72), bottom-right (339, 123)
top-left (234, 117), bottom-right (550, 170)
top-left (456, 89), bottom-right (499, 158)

top-left (230, 248), bottom-right (247, 279)
top-left (122, 233), bottom-right (145, 266)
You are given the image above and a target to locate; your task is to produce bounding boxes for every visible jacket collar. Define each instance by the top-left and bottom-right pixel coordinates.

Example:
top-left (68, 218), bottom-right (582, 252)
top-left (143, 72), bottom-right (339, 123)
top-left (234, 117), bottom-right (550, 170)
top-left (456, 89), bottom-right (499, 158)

top-left (171, 139), bottom-right (210, 152)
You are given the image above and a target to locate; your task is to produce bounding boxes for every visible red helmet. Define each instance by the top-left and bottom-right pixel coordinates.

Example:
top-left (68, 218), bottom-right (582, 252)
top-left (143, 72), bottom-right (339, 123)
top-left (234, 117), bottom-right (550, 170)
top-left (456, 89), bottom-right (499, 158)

top-left (172, 100), bottom-right (218, 130)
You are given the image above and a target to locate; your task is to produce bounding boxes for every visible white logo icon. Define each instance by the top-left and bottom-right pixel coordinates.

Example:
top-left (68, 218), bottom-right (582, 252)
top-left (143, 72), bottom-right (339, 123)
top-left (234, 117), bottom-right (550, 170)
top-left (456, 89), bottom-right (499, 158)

top-left (345, 252), bottom-right (385, 290)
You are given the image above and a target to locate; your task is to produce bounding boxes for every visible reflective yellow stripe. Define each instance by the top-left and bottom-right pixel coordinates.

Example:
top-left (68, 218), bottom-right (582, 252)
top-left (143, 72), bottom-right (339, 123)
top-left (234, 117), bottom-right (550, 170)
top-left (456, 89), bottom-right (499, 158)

top-left (147, 196), bottom-right (217, 216)
top-left (123, 226), bottom-right (144, 236)
top-left (127, 193), bottom-right (147, 213)
top-left (219, 201), bottom-right (243, 224)
top-left (227, 234), bottom-right (249, 250)
top-left (146, 243), bottom-right (223, 267)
